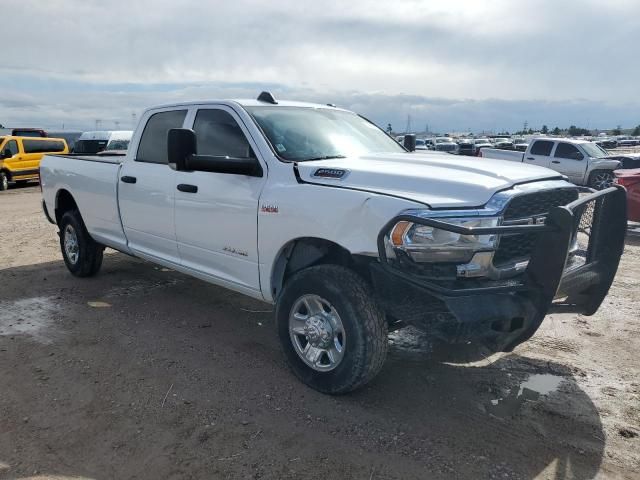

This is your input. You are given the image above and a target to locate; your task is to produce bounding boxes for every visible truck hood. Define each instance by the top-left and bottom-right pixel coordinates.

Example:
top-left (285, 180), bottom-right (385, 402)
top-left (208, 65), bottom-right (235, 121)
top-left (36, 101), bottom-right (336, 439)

top-left (295, 152), bottom-right (562, 208)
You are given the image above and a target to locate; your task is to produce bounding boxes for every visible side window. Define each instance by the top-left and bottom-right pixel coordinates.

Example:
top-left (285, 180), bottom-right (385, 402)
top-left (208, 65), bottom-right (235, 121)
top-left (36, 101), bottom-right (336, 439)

top-left (136, 109), bottom-right (188, 164)
top-left (193, 109), bottom-right (255, 159)
top-left (3, 140), bottom-right (19, 156)
top-left (554, 143), bottom-right (583, 160)
top-left (530, 140), bottom-right (554, 156)
top-left (22, 139), bottom-right (65, 153)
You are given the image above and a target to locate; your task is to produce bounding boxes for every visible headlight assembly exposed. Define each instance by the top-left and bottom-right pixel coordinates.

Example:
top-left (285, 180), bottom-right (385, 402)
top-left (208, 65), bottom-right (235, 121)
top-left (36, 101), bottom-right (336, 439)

top-left (389, 217), bottom-right (500, 263)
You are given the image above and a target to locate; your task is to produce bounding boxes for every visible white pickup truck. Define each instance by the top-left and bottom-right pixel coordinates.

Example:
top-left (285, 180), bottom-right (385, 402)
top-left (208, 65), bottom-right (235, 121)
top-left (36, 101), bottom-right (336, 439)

top-left (481, 138), bottom-right (621, 190)
top-left (40, 93), bottom-right (627, 394)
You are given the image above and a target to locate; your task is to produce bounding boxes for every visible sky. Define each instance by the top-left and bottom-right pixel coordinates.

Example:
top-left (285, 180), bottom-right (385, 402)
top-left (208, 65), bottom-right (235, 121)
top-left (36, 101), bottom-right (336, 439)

top-left (2, 0), bottom-right (639, 133)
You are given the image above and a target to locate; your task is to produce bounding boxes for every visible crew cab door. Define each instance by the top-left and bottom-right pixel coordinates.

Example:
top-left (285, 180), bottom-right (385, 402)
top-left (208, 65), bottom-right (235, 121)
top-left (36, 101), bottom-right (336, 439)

top-left (551, 142), bottom-right (587, 184)
top-left (524, 140), bottom-right (554, 167)
top-left (118, 108), bottom-right (188, 264)
top-left (174, 106), bottom-right (266, 293)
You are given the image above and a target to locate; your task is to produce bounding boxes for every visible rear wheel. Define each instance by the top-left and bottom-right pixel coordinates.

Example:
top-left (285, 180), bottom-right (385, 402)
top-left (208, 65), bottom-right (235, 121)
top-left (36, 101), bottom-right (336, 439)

top-left (0, 172), bottom-right (8, 191)
top-left (276, 265), bottom-right (388, 394)
top-left (59, 209), bottom-right (104, 277)
top-left (589, 170), bottom-right (614, 190)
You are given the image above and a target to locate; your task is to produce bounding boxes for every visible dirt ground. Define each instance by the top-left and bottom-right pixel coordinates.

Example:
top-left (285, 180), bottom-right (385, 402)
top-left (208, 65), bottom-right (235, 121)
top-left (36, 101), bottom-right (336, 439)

top-left (0, 185), bottom-right (638, 480)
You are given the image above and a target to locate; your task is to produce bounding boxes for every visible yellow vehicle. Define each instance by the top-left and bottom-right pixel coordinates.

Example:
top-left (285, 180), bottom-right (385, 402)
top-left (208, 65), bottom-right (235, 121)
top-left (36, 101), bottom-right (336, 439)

top-left (0, 136), bottom-right (69, 190)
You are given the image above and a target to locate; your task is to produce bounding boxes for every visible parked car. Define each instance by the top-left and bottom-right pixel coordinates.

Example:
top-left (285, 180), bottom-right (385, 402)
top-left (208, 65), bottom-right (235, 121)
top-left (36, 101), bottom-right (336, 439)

top-left (0, 136), bottom-right (69, 190)
top-left (605, 154), bottom-right (640, 170)
top-left (11, 128), bottom-right (47, 137)
top-left (481, 138), bottom-right (621, 189)
top-left (73, 131), bottom-right (133, 154)
top-left (414, 139), bottom-right (428, 151)
top-left (40, 92), bottom-right (626, 394)
top-left (512, 138), bottom-right (529, 152)
top-left (492, 138), bottom-right (514, 150)
top-left (433, 137), bottom-right (457, 152)
top-left (614, 169), bottom-right (640, 222)
top-left (455, 140), bottom-right (475, 156)
top-left (617, 138), bottom-right (639, 147)
top-left (595, 138), bottom-right (618, 149)
top-left (473, 138), bottom-right (493, 156)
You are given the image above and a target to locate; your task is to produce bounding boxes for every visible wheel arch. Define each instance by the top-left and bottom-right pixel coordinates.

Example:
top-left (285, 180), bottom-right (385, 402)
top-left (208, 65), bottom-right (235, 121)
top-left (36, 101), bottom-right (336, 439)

top-left (270, 237), bottom-right (359, 301)
top-left (54, 189), bottom-right (80, 225)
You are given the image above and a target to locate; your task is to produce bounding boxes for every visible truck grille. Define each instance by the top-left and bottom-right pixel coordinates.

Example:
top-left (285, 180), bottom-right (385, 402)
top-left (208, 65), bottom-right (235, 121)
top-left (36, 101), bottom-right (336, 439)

top-left (494, 188), bottom-right (579, 267)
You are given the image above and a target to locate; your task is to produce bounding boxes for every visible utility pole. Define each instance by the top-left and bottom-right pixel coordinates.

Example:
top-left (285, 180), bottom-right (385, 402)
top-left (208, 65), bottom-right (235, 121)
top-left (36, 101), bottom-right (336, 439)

top-left (95, 119), bottom-right (102, 130)
top-left (405, 114), bottom-right (412, 134)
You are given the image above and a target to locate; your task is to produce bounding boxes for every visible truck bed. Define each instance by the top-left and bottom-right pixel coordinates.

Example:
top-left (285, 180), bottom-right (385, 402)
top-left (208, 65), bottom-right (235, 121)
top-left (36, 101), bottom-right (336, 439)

top-left (480, 148), bottom-right (524, 162)
top-left (40, 153), bottom-right (130, 253)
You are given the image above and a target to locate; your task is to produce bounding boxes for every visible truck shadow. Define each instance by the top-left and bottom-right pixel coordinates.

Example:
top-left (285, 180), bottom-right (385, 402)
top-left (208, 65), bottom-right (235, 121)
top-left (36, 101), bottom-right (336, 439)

top-left (0, 253), bottom-right (606, 480)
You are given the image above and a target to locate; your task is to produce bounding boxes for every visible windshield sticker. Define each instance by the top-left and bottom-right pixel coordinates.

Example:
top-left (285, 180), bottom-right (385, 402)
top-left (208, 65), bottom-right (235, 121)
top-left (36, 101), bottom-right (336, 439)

top-left (276, 143), bottom-right (286, 152)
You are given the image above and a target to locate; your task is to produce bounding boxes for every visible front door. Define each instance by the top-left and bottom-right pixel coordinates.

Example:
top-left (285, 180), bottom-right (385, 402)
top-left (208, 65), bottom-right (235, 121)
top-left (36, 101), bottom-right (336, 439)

top-left (174, 106), bottom-right (266, 292)
top-left (552, 142), bottom-right (587, 184)
top-left (119, 108), bottom-right (188, 264)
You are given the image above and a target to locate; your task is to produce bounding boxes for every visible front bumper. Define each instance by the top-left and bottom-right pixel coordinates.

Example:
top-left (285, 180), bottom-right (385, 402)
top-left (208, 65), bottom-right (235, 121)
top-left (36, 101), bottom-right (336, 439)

top-left (371, 186), bottom-right (627, 351)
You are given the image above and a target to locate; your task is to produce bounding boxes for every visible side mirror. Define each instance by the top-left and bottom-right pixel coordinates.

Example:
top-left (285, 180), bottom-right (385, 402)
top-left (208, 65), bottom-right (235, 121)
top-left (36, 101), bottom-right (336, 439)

top-left (167, 128), bottom-right (262, 177)
top-left (168, 128), bottom-right (197, 170)
top-left (572, 152), bottom-right (584, 160)
top-left (403, 134), bottom-right (416, 152)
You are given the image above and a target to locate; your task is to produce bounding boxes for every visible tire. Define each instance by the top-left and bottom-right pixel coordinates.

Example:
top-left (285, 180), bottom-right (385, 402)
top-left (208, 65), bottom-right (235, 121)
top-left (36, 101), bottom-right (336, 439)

top-left (588, 170), bottom-right (614, 190)
top-left (59, 209), bottom-right (104, 277)
top-left (0, 172), bottom-right (8, 191)
top-left (276, 265), bottom-right (388, 394)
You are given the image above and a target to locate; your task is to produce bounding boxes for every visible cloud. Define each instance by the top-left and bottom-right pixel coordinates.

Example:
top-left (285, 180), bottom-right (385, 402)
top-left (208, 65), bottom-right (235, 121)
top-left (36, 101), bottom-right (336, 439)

top-left (1, 0), bottom-right (639, 131)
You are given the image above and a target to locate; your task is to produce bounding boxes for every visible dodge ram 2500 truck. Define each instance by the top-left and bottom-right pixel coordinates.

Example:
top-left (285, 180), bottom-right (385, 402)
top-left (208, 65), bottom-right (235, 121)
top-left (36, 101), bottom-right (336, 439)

top-left (40, 92), bottom-right (627, 394)
top-left (481, 138), bottom-right (621, 190)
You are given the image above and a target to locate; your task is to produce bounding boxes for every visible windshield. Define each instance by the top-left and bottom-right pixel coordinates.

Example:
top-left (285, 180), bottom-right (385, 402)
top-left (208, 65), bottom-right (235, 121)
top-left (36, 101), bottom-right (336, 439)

top-left (245, 106), bottom-right (404, 161)
top-left (581, 142), bottom-right (609, 158)
top-left (435, 138), bottom-right (452, 143)
top-left (415, 139), bottom-right (425, 146)
top-left (105, 139), bottom-right (130, 151)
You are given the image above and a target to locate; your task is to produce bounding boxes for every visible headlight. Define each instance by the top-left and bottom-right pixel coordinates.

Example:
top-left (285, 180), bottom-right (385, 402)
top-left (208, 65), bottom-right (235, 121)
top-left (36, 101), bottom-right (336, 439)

top-left (389, 217), bottom-right (500, 263)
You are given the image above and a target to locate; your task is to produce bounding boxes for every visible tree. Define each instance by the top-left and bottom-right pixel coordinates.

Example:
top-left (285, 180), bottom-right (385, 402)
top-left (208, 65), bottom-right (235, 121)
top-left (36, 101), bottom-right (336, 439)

top-left (612, 125), bottom-right (622, 136)
top-left (541, 125), bottom-right (549, 134)
top-left (632, 125), bottom-right (640, 136)
top-left (568, 125), bottom-right (590, 136)
top-left (552, 127), bottom-right (561, 135)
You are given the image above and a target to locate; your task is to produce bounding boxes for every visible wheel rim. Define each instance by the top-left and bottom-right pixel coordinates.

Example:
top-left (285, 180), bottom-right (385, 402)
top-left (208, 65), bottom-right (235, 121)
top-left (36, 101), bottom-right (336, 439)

top-left (593, 172), bottom-right (613, 190)
top-left (63, 224), bottom-right (79, 264)
top-left (289, 294), bottom-right (346, 372)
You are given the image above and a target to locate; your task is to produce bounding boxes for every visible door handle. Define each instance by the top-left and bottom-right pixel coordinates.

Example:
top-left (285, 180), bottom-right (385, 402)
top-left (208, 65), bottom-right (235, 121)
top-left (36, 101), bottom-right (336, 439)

top-left (526, 157), bottom-right (535, 160)
top-left (120, 175), bottom-right (137, 184)
top-left (177, 184), bottom-right (198, 193)
top-left (551, 160), bottom-right (561, 164)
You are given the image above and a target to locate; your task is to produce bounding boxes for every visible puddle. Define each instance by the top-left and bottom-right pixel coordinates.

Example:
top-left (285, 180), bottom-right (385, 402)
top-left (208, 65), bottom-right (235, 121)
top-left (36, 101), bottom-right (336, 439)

top-left (0, 296), bottom-right (59, 344)
top-left (487, 373), bottom-right (565, 418)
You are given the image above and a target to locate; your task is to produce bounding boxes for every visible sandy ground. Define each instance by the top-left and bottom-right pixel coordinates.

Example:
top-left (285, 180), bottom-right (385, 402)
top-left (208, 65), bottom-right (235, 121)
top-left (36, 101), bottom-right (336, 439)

top-left (0, 185), bottom-right (638, 480)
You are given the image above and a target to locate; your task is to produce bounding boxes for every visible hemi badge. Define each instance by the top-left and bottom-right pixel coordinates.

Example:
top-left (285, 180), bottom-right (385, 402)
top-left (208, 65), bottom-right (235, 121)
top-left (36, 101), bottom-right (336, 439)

top-left (313, 168), bottom-right (347, 179)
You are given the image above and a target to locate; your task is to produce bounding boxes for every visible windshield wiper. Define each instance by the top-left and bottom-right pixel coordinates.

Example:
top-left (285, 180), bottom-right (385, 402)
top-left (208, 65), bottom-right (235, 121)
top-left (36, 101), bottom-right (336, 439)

top-left (298, 155), bottom-right (347, 162)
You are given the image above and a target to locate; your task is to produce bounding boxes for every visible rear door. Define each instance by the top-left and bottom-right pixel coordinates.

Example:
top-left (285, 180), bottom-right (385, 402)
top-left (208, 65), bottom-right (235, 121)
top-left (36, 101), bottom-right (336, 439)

top-left (552, 142), bottom-right (586, 183)
top-left (118, 108), bottom-right (188, 264)
top-left (174, 105), bottom-right (266, 292)
top-left (524, 140), bottom-right (554, 167)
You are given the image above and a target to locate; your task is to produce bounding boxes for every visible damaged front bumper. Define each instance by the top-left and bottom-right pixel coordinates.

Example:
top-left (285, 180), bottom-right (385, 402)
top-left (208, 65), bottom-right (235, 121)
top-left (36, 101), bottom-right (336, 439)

top-left (371, 186), bottom-right (627, 352)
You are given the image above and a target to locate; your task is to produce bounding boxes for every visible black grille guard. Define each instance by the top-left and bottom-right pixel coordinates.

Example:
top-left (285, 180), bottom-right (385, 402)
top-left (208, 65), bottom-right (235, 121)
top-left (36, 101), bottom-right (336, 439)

top-left (376, 185), bottom-right (627, 316)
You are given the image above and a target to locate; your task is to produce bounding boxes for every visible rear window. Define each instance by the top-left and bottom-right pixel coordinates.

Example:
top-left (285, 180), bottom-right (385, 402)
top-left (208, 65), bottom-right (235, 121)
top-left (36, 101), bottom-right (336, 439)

top-left (530, 140), bottom-right (554, 156)
top-left (136, 110), bottom-right (188, 164)
top-left (73, 139), bottom-right (108, 154)
top-left (22, 139), bottom-right (66, 153)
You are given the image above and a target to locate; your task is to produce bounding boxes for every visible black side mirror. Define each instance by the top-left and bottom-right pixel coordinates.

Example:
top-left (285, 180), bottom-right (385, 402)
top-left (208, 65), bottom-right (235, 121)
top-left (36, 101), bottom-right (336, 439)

top-left (167, 128), bottom-right (262, 177)
top-left (403, 134), bottom-right (416, 152)
top-left (168, 128), bottom-right (197, 170)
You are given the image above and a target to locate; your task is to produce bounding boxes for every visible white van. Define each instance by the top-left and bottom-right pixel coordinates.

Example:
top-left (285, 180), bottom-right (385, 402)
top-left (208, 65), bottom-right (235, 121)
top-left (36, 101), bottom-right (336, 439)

top-left (72, 131), bottom-right (133, 154)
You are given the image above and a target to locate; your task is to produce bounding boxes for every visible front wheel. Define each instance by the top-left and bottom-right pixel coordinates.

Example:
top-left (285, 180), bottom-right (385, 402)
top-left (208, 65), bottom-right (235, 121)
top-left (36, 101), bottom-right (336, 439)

top-left (59, 209), bottom-right (104, 277)
top-left (0, 172), bottom-right (8, 191)
top-left (276, 265), bottom-right (388, 394)
top-left (589, 170), bottom-right (614, 190)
